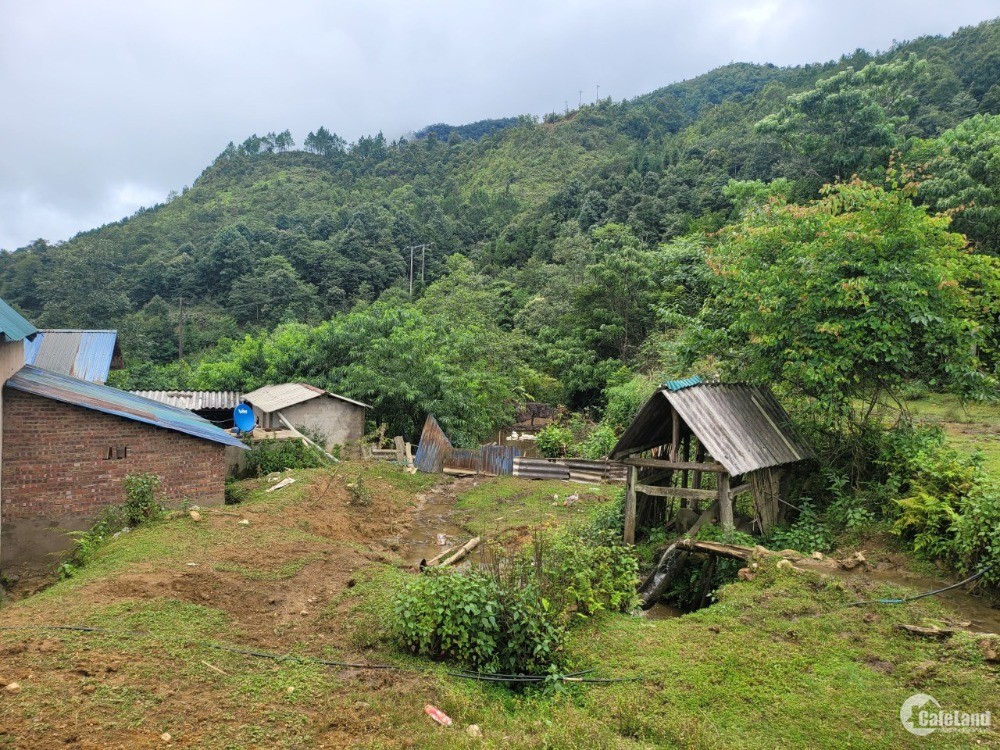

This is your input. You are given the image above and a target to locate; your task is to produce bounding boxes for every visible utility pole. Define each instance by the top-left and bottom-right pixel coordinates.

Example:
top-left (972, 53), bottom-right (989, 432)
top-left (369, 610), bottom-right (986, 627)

top-left (178, 295), bottom-right (185, 362)
top-left (596, 84), bottom-right (600, 101)
top-left (579, 90), bottom-right (583, 108)
top-left (409, 245), bottom-right (414, 297)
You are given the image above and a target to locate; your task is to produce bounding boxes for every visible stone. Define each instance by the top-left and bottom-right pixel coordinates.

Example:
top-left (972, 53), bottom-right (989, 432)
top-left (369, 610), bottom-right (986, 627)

top-left (466, 724), bottom-right (483, 738)
top-left (811, 551), bottom-right (824, 560)
top-left (189, 511), bottom-right (201, 522)
top-left (4, 682), bottom-right (20, 693)
top-left (160, 732), bottom-right (171, 742)
top-left (238, 519), bottom-right (250, 526)
top-left (737, 567), bottom-right (755, 582)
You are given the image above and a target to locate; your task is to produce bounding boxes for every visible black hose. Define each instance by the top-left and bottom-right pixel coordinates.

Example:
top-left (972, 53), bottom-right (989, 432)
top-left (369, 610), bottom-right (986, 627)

top-left (0, 624), bottom-right (640, 684)
top-left (845, 565), bottom-right (993, 608)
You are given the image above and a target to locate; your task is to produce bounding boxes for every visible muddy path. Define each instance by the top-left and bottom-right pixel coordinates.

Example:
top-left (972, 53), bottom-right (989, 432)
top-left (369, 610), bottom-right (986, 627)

top-left (396, 475), bottom-right (480, 567)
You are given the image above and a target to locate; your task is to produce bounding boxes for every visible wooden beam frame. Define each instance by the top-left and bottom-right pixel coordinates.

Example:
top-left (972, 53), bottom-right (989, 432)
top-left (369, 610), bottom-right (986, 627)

top-left (635, 484), bottom-right (717, 500)
top-left (622, 457), bottom-right (725, 473)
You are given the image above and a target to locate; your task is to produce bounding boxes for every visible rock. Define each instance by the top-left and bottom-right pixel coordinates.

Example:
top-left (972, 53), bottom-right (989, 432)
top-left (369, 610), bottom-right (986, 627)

top-left (980, 639), bottom-right (999, 663)
top-left (299, 609), bottom-right (309, 616)
top-left (811, 551), bottom-right (824, 560)
top-left (737, 567), bottom-right (755, 582)
top-left (286, 686), bottom-right (295, 694)
top-left (776, 559), bottom-right (803, 572)
top-left (466, 724), bottom-right (483, 738)
top-left (160, 732), bottom-right (171, 742)
top-left (4, 682), bottom-right (20, 693)
top-left (188, 505), bottom-right (200, 512)
top-left (752, 545), bottom-right (771, 558)
top-left (238, 519), bottom-right (250, 526)
top-left (838, 551), bottom-right (867, 570)
top-left (708, 625), bottom-right (721, 633)
top-left (189, 511), bottom-right (202, 522)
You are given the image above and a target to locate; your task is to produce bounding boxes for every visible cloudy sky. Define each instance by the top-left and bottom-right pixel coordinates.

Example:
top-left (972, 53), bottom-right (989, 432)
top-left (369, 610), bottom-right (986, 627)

top-left (1, 1), bottom-right (997, 251)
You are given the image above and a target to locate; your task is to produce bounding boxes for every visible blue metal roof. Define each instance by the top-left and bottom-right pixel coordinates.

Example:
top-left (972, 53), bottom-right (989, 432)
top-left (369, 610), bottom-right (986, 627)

top-left (23, 330), bottom-right (123, 383)
top-left (663, 375), bottom-right (703, 392)
top-left (0, 298), bottom-right (38, 343)
top-left (5, 365), bottom-right (247, 449)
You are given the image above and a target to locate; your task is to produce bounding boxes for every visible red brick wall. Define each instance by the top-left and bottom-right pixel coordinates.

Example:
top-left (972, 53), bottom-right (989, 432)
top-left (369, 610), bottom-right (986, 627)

top-left (2, 389), bottom-right (226, 522)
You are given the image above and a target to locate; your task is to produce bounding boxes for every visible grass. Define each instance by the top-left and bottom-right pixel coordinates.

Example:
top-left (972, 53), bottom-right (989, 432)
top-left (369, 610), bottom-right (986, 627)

top-left (1, 463), bottom-right (998, 748)
top-left (904, 393), bottom-right (1000, 476)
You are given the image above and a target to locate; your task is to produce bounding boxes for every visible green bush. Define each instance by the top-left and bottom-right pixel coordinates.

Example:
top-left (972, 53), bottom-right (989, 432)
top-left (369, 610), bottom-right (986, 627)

top-left (395, 568), bottom-right (564, 675)
top-left (577, 424), bottom-right (618, 459)
top-left (535, 424), bottom-right (574, 458)
top-left (395, 526), bottom-right (638, 675)
top-left (244, 438), bottom-right (323, 475)
top-left (769, 500), bottom-right (833, 554)
top-left (122, 473), bottom-right (164, 525)
top-left (224, 480), bottom-right (249, 505)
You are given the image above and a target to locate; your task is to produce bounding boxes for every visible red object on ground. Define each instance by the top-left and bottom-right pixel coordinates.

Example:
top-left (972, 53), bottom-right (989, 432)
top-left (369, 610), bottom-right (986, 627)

top-left (424, 704), bottom-right (453, 726)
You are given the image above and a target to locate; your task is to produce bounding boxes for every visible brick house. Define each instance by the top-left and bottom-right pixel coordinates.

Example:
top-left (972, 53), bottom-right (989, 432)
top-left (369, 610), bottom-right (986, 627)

top-left (0, 300), bottom-right (245, 576)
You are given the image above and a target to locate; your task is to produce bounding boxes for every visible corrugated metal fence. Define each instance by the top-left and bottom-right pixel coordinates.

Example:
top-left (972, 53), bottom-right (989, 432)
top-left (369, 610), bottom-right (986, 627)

top-left (513, 457), bottom-right (627, 483)
top-left (415, 414), bottom-right (625, 483)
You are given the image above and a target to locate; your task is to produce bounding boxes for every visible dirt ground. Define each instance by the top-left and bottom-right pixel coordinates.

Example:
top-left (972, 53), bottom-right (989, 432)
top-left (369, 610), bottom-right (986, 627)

top-left (0, 466), bottom-right (467, 749)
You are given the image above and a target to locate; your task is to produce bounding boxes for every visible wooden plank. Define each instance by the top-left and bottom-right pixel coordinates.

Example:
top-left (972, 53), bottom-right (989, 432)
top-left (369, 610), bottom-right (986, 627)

top-left (622, 457), bottom-right (725, 472)
top-left (635, 484), bottom-right (717, 500)
top-left (624, 466), bottom-right (637, 544)
top-left (730, 483), bottom-right (751, 495)
top-left (718, 473), bottom-right (733, 530)
top-left (687, 500), bottom-right (719, 536)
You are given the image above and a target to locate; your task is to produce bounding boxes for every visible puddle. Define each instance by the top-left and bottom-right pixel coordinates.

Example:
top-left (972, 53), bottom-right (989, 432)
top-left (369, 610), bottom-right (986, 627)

top-left (639, 603), bottom-right (684, 620)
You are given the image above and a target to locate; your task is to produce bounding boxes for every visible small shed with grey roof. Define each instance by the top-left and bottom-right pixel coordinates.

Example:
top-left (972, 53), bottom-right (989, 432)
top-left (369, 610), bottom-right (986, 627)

top-left (610, 378), bottom-right (811, 542)
top-left (242, 383), bottom-right (369, 451)
top-left (129, 390), bottom-right (243, 428)
top-left (24, 329), bottom-right (123, 383)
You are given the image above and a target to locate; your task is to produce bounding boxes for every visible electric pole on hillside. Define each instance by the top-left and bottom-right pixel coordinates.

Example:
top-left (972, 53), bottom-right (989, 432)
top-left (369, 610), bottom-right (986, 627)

top-left (178, 295), bottom-right (185, 362)
top-left (406, 243), bottom-right (431, 297)
top-left (596, 84), bottom-right (600, 102)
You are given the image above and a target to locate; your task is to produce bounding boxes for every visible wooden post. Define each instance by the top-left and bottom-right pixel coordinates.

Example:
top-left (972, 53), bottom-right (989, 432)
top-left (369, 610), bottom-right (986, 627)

top-left (670, 408), bottom-right (680, 462)
top-left (718, 472), bottom-right (733, 531)
top-left (624, 465), bottom-right (637, 544)
top-left (692, 441), bottom-right (705, 511)
top-left (680, 436), bottom-right (690, 490)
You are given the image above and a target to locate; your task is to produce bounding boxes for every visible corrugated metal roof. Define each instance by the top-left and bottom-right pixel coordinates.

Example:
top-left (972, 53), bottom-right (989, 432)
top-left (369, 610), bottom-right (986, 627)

top-left (0, 298), bottom-right (38, 343)
top-left (243, 382), bottom-right (370, 413)
top-left (129, 390), bottom-right (243, 411)
top-left (6, 365), bottom-right (247, 449)
top-left (23, 330), bottom-right (123, 383)
top-left (664, 375), bottom-right (702, 392)
top-left (610, 383), bottom-right (811, 476)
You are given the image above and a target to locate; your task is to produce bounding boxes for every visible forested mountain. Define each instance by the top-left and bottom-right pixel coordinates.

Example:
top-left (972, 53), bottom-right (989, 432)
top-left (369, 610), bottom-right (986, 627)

top-left (2, 18), bottom-right (999, 446)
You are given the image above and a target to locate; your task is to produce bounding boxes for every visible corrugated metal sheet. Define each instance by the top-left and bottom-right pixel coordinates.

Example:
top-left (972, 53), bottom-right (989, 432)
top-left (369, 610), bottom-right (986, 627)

top-left (513, 457), bottom-right (627, 483)
top-left (0, 298), bottom-right (38, 343)
top-left (444, 448), bottom-right (481, 474)
top-left (23, 330), bottom-right (122, 383)
top-left (243, 382), bottom-right (370, 413)
top-left (129, 390), bottom-right (243, 411)
top-left (480, 444), bottom-right (520, 476)
top-left (414, 414), bottom-right (453, 473)
top-left (664, 375), bottom-right (703, 392)
top-left (6, 365), bottom-right (247, 449)
top-left (610, 384), bottom-right (811, 476)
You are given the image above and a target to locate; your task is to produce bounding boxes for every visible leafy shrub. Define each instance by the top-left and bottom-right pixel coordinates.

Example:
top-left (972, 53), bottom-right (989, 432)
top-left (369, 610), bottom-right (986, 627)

top-left (244, 438), bottom-right (323, 475)
top-left (769, 500), bottom-right (833, 554)
top-left (535, 424), bottom-right (574, 458)
top-left (536, 528), bottom-right (638, 618)
top-left (395, 567), bottom-right (564, 675)
top-left (224, 480), bottom-right (249, 505)
top-left (577, 424), bottom-right (618, 459)
top-left (395, 526), bottom-right (637, 675)
top-left (346, 475), bottom-right (372, 506)
top-left (122, 473), bottom-right (164, 525)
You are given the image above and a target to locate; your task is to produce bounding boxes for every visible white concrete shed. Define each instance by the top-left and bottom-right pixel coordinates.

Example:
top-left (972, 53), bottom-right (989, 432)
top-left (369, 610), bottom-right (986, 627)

top-left (242, 383), bottom-right (369, 450)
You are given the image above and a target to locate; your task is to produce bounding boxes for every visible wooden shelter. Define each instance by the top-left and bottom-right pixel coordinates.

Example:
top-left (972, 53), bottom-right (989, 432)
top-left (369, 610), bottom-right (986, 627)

top-left (610, 379), bottom-right (811, 543)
